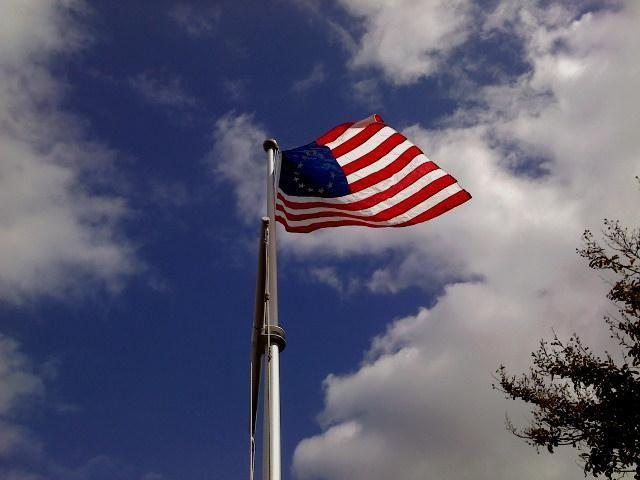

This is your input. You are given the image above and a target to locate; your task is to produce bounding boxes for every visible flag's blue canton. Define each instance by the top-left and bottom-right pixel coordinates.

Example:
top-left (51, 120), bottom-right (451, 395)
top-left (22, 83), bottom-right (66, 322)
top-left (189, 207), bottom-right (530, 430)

top-left (280, 142), bottom-right (350, 198)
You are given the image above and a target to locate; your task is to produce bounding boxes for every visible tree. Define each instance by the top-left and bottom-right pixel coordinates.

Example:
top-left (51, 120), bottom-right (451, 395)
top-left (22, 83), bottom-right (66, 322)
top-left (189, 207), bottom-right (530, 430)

top-left (495, 218), bottom-right (640, 478)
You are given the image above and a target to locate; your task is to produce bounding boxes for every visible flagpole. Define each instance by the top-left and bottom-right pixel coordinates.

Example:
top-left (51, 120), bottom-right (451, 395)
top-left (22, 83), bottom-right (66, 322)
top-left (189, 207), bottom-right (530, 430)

top-left (264, 139), bottom-right (279, 330)
top-left (262, 138), bottom-right (283, 480)
top-left (250, 217), bottom-right (268, 480)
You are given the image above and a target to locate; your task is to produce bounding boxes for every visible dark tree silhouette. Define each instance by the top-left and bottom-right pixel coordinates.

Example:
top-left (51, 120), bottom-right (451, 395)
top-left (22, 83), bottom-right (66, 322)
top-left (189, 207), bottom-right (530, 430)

top-left (495, 217), bottom-right (640, 478)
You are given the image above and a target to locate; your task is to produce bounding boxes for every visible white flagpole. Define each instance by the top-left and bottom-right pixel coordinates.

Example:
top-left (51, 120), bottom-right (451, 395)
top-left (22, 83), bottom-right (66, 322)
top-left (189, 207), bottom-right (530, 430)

top-left (262, 139), bottom-right (282, 480)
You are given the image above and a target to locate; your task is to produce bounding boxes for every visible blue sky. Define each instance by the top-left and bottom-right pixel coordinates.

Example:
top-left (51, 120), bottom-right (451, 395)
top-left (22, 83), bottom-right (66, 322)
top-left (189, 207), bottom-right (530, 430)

top-left (1, 1), bottom-right (639, 480)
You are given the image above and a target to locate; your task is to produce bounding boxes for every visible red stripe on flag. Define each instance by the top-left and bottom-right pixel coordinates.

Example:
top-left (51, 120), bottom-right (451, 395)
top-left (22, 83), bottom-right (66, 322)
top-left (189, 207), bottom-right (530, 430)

top-left (330, 122), bottom-right (385, 158)
top-left (275, 190), bottom-right (471, 233)
top-left (276, 161), bottom-right (439, 212)
top-left (341, 132), bottom-right (406, 176)
top-left (403, 189), bottom-right (472, 226)
top-left (372, 175), bottom-right (458, 221)
top-left (316, 122), bottom-right (354, 145)
top-left (276, 175), bottom-right (457, 222)
top-left (349, 146), bottom-right (421, 193)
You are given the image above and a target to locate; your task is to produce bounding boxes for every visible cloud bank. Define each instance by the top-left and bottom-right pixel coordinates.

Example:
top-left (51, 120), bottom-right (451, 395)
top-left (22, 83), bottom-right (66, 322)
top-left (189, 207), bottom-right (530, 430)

top-left (0, 0), bottom-right (138, 305)
top-left (1, 2), bottom-right (147, 478)
top-left (333, 0), bottom-right (474, 84)
top-left (215, 1), bottom-right (639, 479)
top-left (208, 112), bottom-right (270, 222)
top-left (289, 2), bottom-right (639, 480)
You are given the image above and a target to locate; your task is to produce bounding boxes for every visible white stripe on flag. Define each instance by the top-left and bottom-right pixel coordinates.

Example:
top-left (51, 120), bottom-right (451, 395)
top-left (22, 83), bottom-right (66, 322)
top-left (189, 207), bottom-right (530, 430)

top-left (324, 125), bottom-right (365, 150)
top-left (277, 169), bottom-right (448, 217)
top-left (335, 126), bottom-right (396, 166)
top-left (277, 183), bottom-right (463, 228)
top-left (278, 153), bottom-right (434, 205)
top-left (345, 140), bottom-right (413, 183)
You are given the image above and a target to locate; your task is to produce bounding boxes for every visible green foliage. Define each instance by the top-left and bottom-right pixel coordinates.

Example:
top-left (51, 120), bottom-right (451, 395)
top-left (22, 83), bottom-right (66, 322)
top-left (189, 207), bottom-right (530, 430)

top-left (495, 218), bottom-right (640, 478)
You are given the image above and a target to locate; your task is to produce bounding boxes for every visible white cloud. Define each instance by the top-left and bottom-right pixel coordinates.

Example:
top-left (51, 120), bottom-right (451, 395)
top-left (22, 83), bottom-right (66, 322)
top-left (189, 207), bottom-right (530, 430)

top-left (333, 0), bottom-right (474, 84)
top-left (0, 334), bottom-right (45, 465)
top-left (207, 112), bottom-right (269, 222)
top-left (0, 1), bottom-right (152, 477)
top-left (169, 3), bottom-right (221, 37)
top-left (0, 335), bottom-right (162, 480)
top-left (293, 293), bottom-right (597, 480)
top-left (293, 64), bottom-right (327, 93)
top-left (128, 72), bottom-right (196, 109)
top-left (0, 335), bottom-right (44, 417)
top-left (288, 3), bottom-right (640, 480)
top-left (308, 266), bottom-right (361, 295)
top-left (224, 79), bottom-right (248, 101)
top-left (0, 0), bottom-right (138, 304)
top-left (0, 470), bottom-right (45, 480)
top-left (0, 0), bottom-right (87, 66)
top-left (350, 78), bottom-right (382, 108)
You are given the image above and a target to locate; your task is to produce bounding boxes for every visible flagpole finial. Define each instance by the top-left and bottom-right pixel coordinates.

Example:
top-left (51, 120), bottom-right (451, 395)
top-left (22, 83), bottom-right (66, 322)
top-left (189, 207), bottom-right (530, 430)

top-left (263, 138), bottom-right (279, 152)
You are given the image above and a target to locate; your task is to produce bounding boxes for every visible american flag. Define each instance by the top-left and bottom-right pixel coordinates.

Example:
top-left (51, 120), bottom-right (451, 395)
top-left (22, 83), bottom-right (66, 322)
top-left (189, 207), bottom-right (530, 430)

top-left (275, 114), bottom-right (471, 233)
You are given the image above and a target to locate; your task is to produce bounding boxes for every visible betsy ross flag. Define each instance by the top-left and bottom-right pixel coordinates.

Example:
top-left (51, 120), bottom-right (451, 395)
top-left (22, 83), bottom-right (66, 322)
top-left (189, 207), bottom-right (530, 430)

top-left (276, 114), bottom-right (471, 233)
